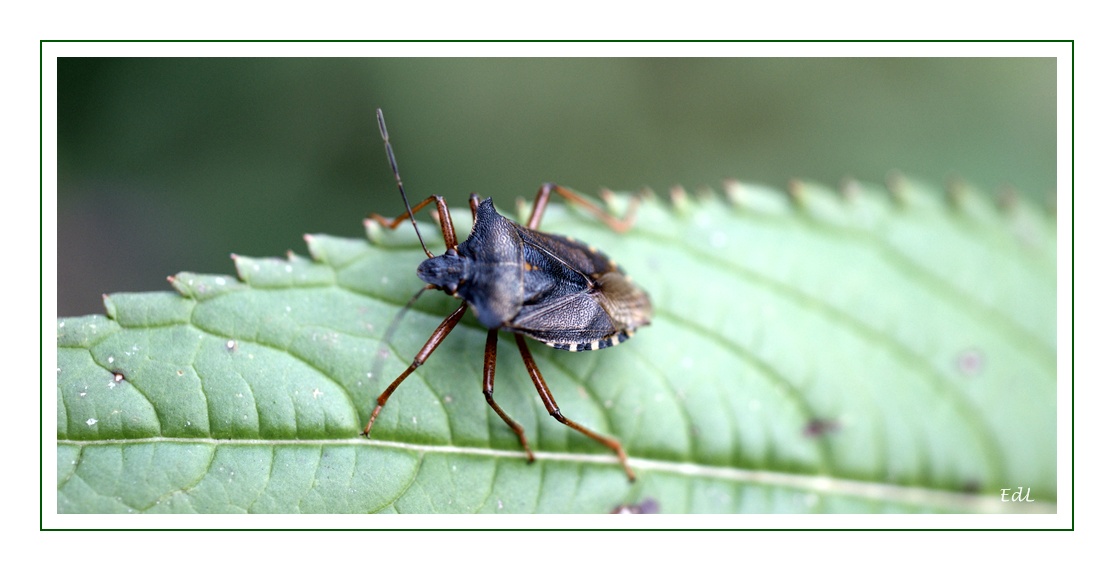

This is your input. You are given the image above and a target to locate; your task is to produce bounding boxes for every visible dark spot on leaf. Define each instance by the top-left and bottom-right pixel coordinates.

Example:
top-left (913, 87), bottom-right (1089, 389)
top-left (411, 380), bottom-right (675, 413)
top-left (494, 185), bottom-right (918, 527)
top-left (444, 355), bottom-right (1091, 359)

top-left (803, 418), bottom-right (840, 438)
top-left (610, 498), bottom-right (659, 514)
top-left (955, 348), bottom-right (984, 377)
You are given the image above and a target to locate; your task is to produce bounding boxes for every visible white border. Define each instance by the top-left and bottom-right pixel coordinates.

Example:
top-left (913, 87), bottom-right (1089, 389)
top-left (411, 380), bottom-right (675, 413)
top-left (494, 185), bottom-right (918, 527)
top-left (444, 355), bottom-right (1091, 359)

top-left (40, 41), bottom-right (1072, 534)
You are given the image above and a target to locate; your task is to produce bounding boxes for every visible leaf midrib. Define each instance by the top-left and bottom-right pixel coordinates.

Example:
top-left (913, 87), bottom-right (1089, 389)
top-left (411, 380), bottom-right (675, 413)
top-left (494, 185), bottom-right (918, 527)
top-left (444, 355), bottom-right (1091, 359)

top-left (56, 437), bottom-right (1053, 514)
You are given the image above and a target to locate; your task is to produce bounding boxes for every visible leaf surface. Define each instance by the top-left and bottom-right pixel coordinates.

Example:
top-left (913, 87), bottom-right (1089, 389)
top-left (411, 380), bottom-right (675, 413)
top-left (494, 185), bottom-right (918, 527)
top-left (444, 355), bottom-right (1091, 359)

top-left (56, 179), bottom-right (1056, 514)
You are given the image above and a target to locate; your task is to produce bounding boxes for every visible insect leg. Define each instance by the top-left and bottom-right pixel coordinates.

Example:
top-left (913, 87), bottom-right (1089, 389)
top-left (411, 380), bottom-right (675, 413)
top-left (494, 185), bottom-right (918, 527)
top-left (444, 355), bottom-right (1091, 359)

top-left (368, 285), bottom-right (434, 395)
top-left (468, 193), bottom-right (482, 222)
top-left (362, 301), bottom-right (468, 436)
top-left (368, 195), bottom-right (460, 255)
top-left (513, 334), bottom-right (636, 481)
top-left (525, 183), bottom-right (640, 233)
top-left (482, 329), bottom-right (535, 463)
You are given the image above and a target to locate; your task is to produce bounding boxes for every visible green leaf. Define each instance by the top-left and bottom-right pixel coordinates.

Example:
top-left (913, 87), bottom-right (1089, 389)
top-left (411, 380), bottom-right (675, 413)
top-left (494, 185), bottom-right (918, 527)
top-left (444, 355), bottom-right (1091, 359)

top-left (56, 179), bottom-right (1056, 514)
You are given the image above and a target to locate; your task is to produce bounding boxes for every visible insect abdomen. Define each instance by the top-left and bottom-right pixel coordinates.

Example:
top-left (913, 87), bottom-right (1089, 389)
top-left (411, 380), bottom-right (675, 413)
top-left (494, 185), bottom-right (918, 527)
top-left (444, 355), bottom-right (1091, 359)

top-left (544, 330), bottom-right (633, 352)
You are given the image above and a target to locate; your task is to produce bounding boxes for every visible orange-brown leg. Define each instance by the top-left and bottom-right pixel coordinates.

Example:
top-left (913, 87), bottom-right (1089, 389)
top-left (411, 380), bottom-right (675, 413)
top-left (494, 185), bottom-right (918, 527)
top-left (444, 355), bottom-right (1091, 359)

top-left (525, 183), bottom-right (640, 233)
top-left (469, 193), bottom-right (482, 221)
top-left (363, 302), bottom-right (468, 436)
top-left (482, 329), bottom-right (535, 462)
top-left (514, 334), bottom-right (636, 481)
top-left (367, 194), bottom-right (459, 257)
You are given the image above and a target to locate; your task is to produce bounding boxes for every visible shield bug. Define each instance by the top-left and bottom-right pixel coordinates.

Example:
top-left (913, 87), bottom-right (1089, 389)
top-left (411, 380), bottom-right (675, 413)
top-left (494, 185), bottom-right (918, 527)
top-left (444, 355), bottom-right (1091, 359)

top-left (362, 109), bottom-right (651, 481)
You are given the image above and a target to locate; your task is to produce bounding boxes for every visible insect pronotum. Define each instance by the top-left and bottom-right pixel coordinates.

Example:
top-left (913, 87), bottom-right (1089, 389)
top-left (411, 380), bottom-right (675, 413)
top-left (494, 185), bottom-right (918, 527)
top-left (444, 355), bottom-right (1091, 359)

top-left (362, 109), bottom-right (652, 481)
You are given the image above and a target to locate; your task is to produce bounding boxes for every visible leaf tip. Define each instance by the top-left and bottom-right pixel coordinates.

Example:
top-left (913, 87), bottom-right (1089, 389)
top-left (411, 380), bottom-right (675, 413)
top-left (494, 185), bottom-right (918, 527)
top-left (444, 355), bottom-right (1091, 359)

top-left (1044, 190), bottom-right (1057, 218)
top-left (166, 274), bottom-right (187, 296)
top-left (995, 184), bottom-right (1019, 215)
top-left (363, 218), bottom-right (384, 243)
top-left (945, 175), bottom-right (969, 211)
top-left (723, 179), bottom-right (744, 208)
top-left (885, 169), bottom-right (909, 207)
top-left (101, 293), bottom-right (117, 319)
top-left (785, 178), bottom-right (806, 208)
top-left (668, 185), bottom-right (690, 212)
top-left (304, 233), bottom-right (326, 262)
top-left (838, 177), bottom-right (862, 202)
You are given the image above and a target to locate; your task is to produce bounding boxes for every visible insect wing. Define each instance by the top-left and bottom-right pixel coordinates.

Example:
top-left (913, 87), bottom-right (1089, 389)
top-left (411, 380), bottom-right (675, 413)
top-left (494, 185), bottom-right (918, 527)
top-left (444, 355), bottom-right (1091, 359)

top-left (510, 227), bottom-right (651, 350)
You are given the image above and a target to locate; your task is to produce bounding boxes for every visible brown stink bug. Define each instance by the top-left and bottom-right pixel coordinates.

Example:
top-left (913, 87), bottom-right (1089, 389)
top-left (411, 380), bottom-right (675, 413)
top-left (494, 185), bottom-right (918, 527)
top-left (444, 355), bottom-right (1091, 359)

top-left (362, 109), bottom-right (651, 481)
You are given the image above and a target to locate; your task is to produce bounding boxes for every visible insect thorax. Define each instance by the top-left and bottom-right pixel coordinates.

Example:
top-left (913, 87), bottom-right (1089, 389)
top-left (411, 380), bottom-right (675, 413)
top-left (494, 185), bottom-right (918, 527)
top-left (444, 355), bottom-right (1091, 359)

top-left (417, 198), bottom-right (650, 349)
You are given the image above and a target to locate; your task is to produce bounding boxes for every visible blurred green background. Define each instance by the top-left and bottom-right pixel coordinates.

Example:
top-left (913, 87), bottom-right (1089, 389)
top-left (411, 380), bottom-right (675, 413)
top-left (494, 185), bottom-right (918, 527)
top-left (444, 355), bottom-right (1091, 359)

top-left (56, 58), bottom-right (1056, 317)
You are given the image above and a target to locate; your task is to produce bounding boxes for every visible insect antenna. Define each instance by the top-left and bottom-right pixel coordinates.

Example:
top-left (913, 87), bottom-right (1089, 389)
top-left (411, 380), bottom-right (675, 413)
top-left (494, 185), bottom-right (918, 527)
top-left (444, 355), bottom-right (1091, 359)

top-left (376, 108), bottom-right (433, 258)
